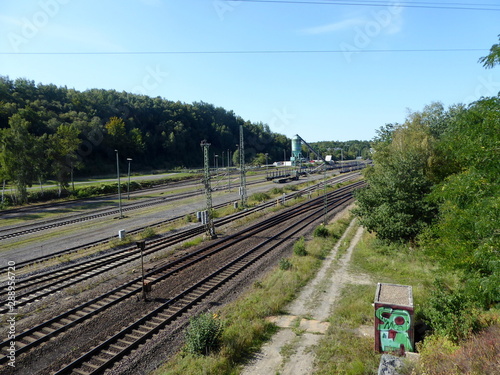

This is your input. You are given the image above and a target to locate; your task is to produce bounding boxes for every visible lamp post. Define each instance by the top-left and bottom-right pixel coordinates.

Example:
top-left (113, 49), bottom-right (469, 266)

top-left (227, 149), bottom-right (231, 192)
top-left (265, 153), bottom-right (269, 178)
top-left (215, 154), bottom-right (219, 175)
top-left (115, 150), bottom-right (123, 218)
top-left (127, 158), bottom-right (132, 200)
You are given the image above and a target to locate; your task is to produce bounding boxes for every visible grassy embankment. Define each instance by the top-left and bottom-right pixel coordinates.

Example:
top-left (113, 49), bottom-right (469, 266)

top-left (153, 208), bottom-right (499, 375)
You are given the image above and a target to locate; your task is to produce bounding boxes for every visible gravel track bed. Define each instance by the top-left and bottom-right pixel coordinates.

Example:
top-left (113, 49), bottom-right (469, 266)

top-left (1, 196), bottom-right (351, 375)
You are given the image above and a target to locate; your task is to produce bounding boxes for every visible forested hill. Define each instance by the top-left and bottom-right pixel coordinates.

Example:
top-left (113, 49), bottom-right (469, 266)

top-left (0, 76), bottom-right (290, 185)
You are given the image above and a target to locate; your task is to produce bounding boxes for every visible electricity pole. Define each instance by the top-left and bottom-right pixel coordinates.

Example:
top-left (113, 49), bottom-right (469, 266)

top-left (227, 149), bottom-right (231, 192)
top-left (239, 125), bottom-right (247, 207)
top-left (201, 140), bottom-right (216, 239)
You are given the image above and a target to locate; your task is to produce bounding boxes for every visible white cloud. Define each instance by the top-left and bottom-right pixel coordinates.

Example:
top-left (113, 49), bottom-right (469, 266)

top-left (301, 18), bottom-right (366, 35)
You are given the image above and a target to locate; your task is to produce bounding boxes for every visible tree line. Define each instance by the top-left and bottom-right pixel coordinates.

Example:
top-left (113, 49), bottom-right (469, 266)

top-left (0, 76), bottom-right (372, 205)
top-left (354, 97), bottom-right (499, 341)
top-left (353, 37), bottom-right (500, 342)
top-left (0, 78), bottom-right (294, 204)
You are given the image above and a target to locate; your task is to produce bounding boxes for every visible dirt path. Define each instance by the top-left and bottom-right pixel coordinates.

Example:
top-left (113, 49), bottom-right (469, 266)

top-left (240, 218), bottom-right (371, 375)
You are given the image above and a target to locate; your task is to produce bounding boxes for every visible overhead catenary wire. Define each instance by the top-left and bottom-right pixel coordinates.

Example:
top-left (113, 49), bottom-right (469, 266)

top-left (235, 0), bottom-right (500, 11)
top-left (0, 48), bottom-right (488, 56)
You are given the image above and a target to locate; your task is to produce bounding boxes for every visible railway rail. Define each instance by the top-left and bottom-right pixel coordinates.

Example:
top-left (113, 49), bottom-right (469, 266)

top-left (0, 180), bottom-right (363, 372)
top-left (0, 177), bottom-right (271, 242)
top-left (0, 175), bottom-right (361, 314)
top-left (52, 182), bottom-right (358, 375)
top-left (5, 173), bottom-right (359, 271)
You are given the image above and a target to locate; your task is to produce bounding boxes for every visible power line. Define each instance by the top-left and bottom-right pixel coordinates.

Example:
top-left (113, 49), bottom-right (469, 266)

top-left (0, 48), bottom-right (487, 56)
top-left (235, 0), bottom-right (500, 11)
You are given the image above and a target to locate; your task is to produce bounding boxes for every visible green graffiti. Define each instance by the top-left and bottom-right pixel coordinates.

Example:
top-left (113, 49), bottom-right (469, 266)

top-left (376, 307), bottom-right (413, 352)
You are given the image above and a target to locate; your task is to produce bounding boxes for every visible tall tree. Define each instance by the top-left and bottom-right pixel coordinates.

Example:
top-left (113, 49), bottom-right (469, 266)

top-left (0, 114), bottom-right (40, 203)
top-left (424, 96), bottom-right (500, 305)
top-left (353, 114), bottom-right (438, 242)
top-left (48, 124), bottom-right (81, 196)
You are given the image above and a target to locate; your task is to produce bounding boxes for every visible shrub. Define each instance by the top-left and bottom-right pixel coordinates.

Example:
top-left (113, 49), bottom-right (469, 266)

top-left (183, 214), bottom-right (194, 223)
top-left (140, 227), bottom-right (156, 239)
top-left (184, 313), bottom-right (224, 356)
top-left (250, 192), bottom-right (270, 202)
top-left (293, 237), bottom-right (307, 256)
top-left (422, 280), bottom-right (481, 342)
top-left (279, 258), bottom-right (292, 270)
top-left (270, 187), bottom-right (284, 195)
top-left (314, 224), bottom-right (330, 238)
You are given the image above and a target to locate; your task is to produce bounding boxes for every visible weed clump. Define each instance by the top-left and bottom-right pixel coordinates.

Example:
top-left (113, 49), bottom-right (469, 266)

top-left (314, 224), bottom-right (330, 238)
top-left (184, 313), bottom-right (224, 356)
top-left (250, 192), bottom-right (271, 202)
top-left (293, 237), bottom-right (307, 256)
top-left (140, 227), bottom-right (156, 239)
top-left (279, 258), bottom-right (292, 270)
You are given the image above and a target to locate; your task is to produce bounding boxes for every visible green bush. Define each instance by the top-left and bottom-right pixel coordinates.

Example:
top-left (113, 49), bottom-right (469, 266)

top-left (140, 227), bottom-right (156, 239)
top-left (279, 258), bottom-right (292, 270)
top-left (314, 225), bottom-right (330, 238)
top-left (250, 192), bottom-right (270, 202)
top-left (422, 280), bottom-right (481, 343)
top-left (184, 312), bottom-right (224, 356)
top-left (270, 187), bottom-right (284, 195)
top-left (293, 237), bottom-right (307, 256)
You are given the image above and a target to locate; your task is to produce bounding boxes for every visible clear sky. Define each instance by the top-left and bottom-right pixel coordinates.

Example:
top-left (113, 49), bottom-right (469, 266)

top-left (0, 0), bottom-right (499, 142)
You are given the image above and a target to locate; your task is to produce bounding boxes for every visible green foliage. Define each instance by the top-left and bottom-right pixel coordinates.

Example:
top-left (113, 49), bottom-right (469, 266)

top-left (0, 76), bottom-right (292, 202)
top-left (479, 34), bottom-right (500, 68)
top-left (270, 187), bottom-right (284, 195)
top-left (0, 114), bottom-right (41, 203)
top-left (313, 224), bottom-right (330, 238)
top-left (250, 192), bottom-right (270, 202)
top-left (293, 237), bottom-right (307, 256)
top-left (310, 139), bottom-right (372, 161)
top-left (353, 111), bottom-right (439, 242)
top-left (140, 227), bottom-right (156, 239)
top-left (422, 280), bottom-right (481, 343)
top-left (251, 152), bottom-right (267, 166)
top-left (423, 96), bottom-right (500, 307)
top-left (184, 313), bottom-right (224, 356)
top-left (279, 258), bottom-right (292, 270)
top-left (183, 214), bottom-right (195, 223)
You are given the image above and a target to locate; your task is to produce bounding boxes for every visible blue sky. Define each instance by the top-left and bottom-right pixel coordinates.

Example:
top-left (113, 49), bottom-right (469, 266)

top-left (1, 0), bottom-right (499, 142)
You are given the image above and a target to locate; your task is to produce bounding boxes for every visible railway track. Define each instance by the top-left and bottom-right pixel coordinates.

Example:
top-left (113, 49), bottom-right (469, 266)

top-left (0, 176), bottom-right (269, 242)
top-left (52, 182), bottom-right (357, 374)
top-left (0, 190), bottom-right (201, 241)
top-left (0, 177), bottom-right (363, 314)
top-left (6, 173), bottom-right (359, 270)
top-left (0, 181), bottom-right (363, 371)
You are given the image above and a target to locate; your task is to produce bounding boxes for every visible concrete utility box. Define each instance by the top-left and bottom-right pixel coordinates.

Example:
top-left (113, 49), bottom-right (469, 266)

top-left (374, 283), bottom-right (414, 354)
top-left (118, 229), bottom-right (126, 240)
